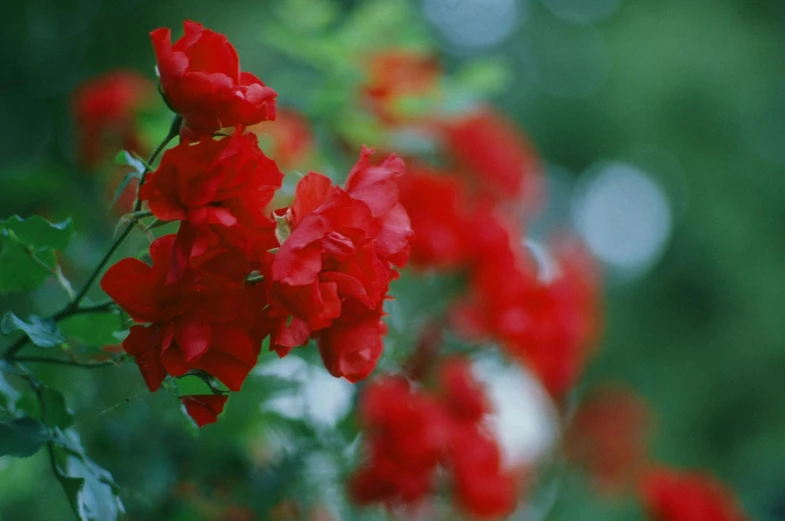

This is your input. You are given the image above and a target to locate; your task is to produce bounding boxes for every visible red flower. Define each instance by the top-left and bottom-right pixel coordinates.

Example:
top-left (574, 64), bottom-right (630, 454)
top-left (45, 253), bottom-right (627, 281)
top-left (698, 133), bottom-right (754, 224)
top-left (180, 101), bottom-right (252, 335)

top-left (452, 231), bottom-right (601, 398)
top-left (565, 385), bottom-right (652, 494)
top-left (349, 360), bottom-right (519, 518)
top-left (139, 130), bottom-right (283, 282)
top-left (151, 21), bottom-right (277, 140)
top-left (261, 147), bottom-right (412, 381)
top-left (398, 166), bottom-right (473, 269)
top-left (181, 395), bottom-right (228, 427)
top-left (72, 70), bottom-right (155, 169)
top-left (101, 235), bottom-right (263, 392)
top-left (441, 108), bottom-right (541, 208)
top-left (640, 468), bottom-right (749, 521)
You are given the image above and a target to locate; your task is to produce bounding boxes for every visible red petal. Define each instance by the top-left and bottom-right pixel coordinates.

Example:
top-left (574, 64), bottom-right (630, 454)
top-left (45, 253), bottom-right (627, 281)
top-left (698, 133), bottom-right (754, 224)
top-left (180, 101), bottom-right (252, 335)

top-left (123, 326), bottom-right (166, 392)
top-left (100, 258), bottom-right (162, 322)
top-left (181, 394), bottom-right (228, 427)
top-left (175, 318), bottom-right (213, 362)
top-left (345, 146), bottom-right (405, 218)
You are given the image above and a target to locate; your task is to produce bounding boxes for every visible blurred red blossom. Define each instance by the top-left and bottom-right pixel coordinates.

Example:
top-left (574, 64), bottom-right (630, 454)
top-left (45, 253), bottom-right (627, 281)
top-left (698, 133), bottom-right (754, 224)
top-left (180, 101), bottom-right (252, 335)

top-left (640, 468), bottom-right (749, 521)
top-left (350, 359), bottom-right (518, 518)
top-left (565, 384), bottom-right (652, 493)
top-left (72, 70), bottom-right (155, 169)
top-left (151, 21), bottom-right (277, 140)
top-left (250, 108), bottom-right (315, 171)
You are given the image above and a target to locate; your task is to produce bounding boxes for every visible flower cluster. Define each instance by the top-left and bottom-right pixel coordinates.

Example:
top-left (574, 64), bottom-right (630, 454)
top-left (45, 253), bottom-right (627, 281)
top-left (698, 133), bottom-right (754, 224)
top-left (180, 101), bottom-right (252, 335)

top-left (100, 22), bottom-right (412, 425)
top-left (349, 359), bottom-right (518, 519)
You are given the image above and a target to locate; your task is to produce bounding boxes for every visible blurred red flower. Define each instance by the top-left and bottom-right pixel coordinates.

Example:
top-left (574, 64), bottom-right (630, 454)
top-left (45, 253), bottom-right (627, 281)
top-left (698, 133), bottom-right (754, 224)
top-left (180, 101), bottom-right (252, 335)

top-left (640, 468), bottom-right (749, 521)
top-left (72, 70), bottom-right (155, 169)
top-left (565, 384), bottom-right (652, 493)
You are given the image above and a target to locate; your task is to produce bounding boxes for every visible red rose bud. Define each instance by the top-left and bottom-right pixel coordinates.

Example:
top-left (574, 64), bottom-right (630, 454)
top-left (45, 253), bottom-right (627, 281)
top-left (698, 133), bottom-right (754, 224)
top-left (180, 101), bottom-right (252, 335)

top-left (181, 395), bottom-right (228, 427)
top-left (151, 21), bottom-right (277, 139)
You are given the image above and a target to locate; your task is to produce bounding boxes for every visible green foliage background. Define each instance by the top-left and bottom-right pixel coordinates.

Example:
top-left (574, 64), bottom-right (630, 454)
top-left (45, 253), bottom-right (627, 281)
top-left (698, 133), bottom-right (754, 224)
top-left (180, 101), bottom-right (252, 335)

top-left (1, 0), bottom-right (784, 519)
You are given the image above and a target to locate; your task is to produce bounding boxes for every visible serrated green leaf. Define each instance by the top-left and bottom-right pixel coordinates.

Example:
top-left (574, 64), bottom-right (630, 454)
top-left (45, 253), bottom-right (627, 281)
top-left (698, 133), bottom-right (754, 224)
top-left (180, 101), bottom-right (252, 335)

top-left (59, 313), bottom-right (125, 349)
top-left (1, 215), bottom-right (74, 251)
top-left (0, 418), bottom-right (50, 457)
top-left (1, 312), bottom-right (64, 348)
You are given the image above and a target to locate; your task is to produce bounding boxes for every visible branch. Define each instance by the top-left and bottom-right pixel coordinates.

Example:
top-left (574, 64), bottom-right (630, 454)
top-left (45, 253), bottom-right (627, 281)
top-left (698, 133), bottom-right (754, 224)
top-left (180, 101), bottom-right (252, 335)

top-left (13, 356), bottom-right (123, 369)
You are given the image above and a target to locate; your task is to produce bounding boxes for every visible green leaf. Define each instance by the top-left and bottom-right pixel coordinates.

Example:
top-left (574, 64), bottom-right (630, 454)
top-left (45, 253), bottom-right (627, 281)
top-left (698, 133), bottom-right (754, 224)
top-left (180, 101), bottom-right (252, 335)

top-left (1, 215), bottom-right (75, 251)
top-left (40, 387), bottom-right (73, 429)
top-left (114, 150), bottom-right (146, 176)
top-left (59, 312), bottom-right (125, 349)
top-left (1, 312), bottom-right (64, 348)
top-left (0, 418), bottom-right (50, 457)
top-left (0, 372), bottom-right (20, 414)
top-left (0, 215), bottom-right (75, 294)
top-left (110, 171), bottom-right (139, 209)
top-left (0, 242), bottom-right (55, 293)
top-left (51, 430), bottom-right (124, 521)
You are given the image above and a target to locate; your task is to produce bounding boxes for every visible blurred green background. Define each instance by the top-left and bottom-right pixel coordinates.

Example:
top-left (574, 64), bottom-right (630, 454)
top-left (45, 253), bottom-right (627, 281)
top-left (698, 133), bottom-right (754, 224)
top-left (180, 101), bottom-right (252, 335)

top-left (1, 0), bottom-right (785, 519)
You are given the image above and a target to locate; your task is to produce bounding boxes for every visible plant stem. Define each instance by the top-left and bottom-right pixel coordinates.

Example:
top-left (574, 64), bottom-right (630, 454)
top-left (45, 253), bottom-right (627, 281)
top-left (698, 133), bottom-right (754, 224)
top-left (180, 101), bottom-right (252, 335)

top-left (13, 356), bottom-right (121, 369)
top-left (1, 115), bottom-right (182, 361)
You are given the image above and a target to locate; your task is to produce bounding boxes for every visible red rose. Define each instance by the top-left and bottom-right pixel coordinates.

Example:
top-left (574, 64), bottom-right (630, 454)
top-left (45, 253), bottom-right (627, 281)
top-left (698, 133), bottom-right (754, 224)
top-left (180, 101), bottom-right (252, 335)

top-left (261, 147), bottom-right (412, 381)
top-left (181, 395), bottom-right (228, 427)
top-left (151, 21), bottom-right (277, 140)
top-left (640, 468), bottom-right (749, 521)
top-left (101, 235), bottom-right (263, 392)
top-left (72, 70), bottom-right (155, 169)
top-left (139, 130), bottom-right (283, 282)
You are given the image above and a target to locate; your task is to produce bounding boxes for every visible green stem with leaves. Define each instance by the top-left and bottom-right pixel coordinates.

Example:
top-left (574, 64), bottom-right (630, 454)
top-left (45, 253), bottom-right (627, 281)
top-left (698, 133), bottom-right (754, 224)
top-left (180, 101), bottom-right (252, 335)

top-left (1, 114), bottom-right (182, 361)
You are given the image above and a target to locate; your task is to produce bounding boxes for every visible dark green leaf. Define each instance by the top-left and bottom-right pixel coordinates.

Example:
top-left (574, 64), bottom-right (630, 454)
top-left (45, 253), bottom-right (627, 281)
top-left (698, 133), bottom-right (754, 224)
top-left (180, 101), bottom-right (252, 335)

top-left (0, 215), bottom-right (75, 294)
top-left (1, 215), bottom-right (75, 251)
top-left (0, 418), bottom-right (49, 457)
top-left (51, 430), bottom-right (124, 521)
top-left (0, 242), bottom-right (55, 293)
top-left (0, 372), bottom-right (20, 413)
top-left (110, 171), bottom-right (140, 209)
top-left (59, 312), bottom-right (125, 349)
top-left (40, 387), bottom-right (73, 429)
top-left (1, 312), bottom-right (64, 348)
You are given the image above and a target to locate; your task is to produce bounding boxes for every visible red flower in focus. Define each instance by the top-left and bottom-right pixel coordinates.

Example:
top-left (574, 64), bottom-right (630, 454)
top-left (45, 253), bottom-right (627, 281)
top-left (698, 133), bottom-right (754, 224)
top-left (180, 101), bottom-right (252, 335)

top-left (452, 231), bottom-right (601, 398)
top-left (640, 468), bottom-right (749, 521)
top-left (398, 165), bottom-right (472, 269)
top-left (139, 130), bottom-right (283, 282)
top-left (261, 146), bottom-right (412, 382)
top-left (441, 108), bottom-right (541, 208)
top-left (181, 395), bottom-right (228, 427)
top-left (151, 21), bottom-right (277, 140)
top-left (363, 50), bottom-right (440, 125)
top-left (250, 108), bottom-right (314, 171)
top-left (72, 70), bottom-right (155, 169)
top-left (350, 360), bottom-right (518, 518)
top-left (101, 235), bottom-right (263, 392)
top-left (565, 385), bottom-right (652, 493)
